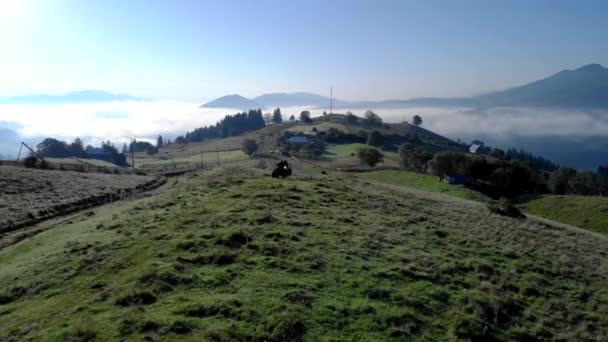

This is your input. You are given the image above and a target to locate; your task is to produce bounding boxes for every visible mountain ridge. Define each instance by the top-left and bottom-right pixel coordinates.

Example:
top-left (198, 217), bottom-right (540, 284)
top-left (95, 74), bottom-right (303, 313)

top-left (201, 63), bottom-right (608, 110)
top-left (0, 90), bottom-right (146, 104)
top-left (200, 94), bottom-right (262, 110)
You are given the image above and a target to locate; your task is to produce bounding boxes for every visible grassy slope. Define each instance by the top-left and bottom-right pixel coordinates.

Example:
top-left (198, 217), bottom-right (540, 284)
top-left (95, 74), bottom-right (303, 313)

top-left (287, 122), bottom-right (348, 135)
top-left (136, 150), bottom-right (247, 168)
top-left (1, 169), bottom-right (607, 341)
top-left (45, 157), bottom-right (120, 168)
top-left (355, 170), bottom-right (487, 202)
top-left (518, 195), bottom-right (608, 235)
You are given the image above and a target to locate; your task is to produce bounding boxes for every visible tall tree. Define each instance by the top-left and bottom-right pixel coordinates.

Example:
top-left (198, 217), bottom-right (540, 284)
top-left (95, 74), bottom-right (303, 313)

top-left (412, 115), bottom-right (423, 126)
top-left (122, 143), bottom-right (128, 154)
top-left (289, 115), bottom-right (295, 122)
top-left (36, 138), bottom-right (69, 158)
top-left (364, 110), bottom-right (382, 126)
top-left (548, 167), bottom-right (577, 195)
top-left (300, 111), bottom-right (313, 123)
top-left (156, 135), bottom-right (164, 148)
top-left (68, 137), bottom-right (86, 158)
top-left (346, 112), bottom-right (358, 124)
top-left (272, 108), bottom-right (283, 123)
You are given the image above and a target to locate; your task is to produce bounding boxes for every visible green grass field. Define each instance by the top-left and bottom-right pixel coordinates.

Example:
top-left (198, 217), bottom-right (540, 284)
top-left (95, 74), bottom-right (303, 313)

top-left (45, 157), bottom-right (121, 168)
top-left (136, 150), bottom-right (248, 168)
top-left (355, 169), bottom-right (487, 202)
top-left (324, 143), bottom-right (369, 158)
top-left (325, 143), bottom-right (399, 160)
top-left (518, 194), bottom-right (608, 235)
top-left (1, 169), bottom-right (606, 340)
top-left (288, 122), bottom-right (348, 135)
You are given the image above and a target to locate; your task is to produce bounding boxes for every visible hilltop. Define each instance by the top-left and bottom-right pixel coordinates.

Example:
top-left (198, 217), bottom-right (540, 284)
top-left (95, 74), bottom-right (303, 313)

top-left (200, 95), bottom-right (262, 110)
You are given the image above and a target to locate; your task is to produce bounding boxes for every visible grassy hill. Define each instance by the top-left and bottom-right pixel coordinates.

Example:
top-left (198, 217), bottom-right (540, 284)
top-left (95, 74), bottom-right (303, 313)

top-left (354, 170), bottom-right (489, 202)
top-left (1, 168), bottom-right (606, 340)
top-left (134, 113), bottom-right (464, 169)
top-left (45, 157), bottom-right (122, 168)
top-left (517, 195), bottom-right (608, 235)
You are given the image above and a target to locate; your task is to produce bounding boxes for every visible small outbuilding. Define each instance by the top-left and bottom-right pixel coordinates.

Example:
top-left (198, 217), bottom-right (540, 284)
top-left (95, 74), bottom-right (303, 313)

top-left (287, 136), bottom-right (309, 144)
top-left (469, 144), bottom-right (482, 154)
top-left (440, 174), bottom-right (466, 185)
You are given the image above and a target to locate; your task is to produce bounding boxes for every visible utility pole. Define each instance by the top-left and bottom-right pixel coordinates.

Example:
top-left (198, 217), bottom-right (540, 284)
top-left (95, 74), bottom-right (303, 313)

top-left (19, 142), bottom-right (43, 161)
top-left (16, 142), bottom-right (24, 161)
top-left (330, 86), bottom-right (333, 114)
top-left (130, 138), bottom-right (135, 172)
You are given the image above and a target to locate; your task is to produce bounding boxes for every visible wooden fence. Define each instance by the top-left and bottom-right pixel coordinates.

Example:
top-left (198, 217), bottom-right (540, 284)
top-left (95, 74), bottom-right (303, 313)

top-left (0, 157), bottom-right (244, 176)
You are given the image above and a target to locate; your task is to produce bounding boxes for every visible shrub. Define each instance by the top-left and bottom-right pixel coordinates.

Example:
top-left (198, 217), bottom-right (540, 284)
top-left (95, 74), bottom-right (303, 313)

top-left (269, 313), bottom-right (307, 341)
top-left (23, 156), bottom-right (38, 168)
top-left (115, 291), bottom-right (157, 306)
top-left (487, 197), bottom-right (525, 218)
top-left (241, 139), bottom-right (258, 157)
top-left (357, 147), bottom-right (384, 167)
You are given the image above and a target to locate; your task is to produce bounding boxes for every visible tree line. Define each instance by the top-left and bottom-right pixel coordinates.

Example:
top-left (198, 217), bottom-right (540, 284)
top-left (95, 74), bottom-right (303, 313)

top-left (34, 137), bottom-right (128, 166)
top-left (399, 144), bottom-right (608, 198)
top-left (175, 109), bottom-right (265, 144)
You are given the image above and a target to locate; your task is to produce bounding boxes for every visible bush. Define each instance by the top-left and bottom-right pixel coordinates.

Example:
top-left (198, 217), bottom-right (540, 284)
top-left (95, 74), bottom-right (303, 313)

top-left (23, 156), bottom-right (38, 168)
top-left (488, 197), bottom-right (525, 218)
top-left (357, 147), bottom-right (384, 167)
top-left (241, 139), bottom-right (258, 157)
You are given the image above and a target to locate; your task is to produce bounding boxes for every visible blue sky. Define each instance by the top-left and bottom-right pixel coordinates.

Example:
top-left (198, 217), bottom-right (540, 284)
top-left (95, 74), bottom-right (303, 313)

top-left (0, 0), bottom-right (606, 101)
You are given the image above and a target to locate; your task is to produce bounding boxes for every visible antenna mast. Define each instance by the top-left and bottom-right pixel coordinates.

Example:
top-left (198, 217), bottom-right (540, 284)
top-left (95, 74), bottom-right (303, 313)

top-left (330, 86), bottom-right (333, 114)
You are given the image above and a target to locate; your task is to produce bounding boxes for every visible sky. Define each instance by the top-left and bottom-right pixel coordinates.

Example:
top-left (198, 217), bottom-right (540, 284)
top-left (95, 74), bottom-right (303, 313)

top-left (1, 0), bottom-right (607, 101)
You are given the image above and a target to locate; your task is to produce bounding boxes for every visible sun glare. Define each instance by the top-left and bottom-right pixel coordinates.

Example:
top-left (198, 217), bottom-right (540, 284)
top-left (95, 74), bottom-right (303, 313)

top-left (0, 0), bottom-right (29, 21)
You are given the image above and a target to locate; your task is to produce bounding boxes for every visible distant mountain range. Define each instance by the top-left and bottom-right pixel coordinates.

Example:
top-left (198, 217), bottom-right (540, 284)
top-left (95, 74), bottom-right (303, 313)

top-left (200, 92), bottom-right (349, 110)
top-left (200, 94), bottom-right (261, 110)
top-left (202, 64), bottom-right (608, 110)
top-left (0, 90), bottom-right (146, 104)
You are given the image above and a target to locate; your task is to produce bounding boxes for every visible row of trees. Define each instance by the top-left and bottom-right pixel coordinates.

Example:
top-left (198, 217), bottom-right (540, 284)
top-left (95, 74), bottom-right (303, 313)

top-left (269, 109), bottom-right (314, 124)
top-left (398, 143), bottom-right (608, 197)
top-left (546, 167), bottom-right (608, 196)
top-left (36, 137), bottom-right (87, 158)
top-left (175, 109), bottom-right (266, 144)
top-left (35, 138), bottom-right (128, 166)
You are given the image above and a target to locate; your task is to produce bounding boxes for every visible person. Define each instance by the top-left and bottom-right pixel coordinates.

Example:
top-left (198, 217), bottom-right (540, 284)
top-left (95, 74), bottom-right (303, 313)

top-left (276, 159), bottom-right (289, 170)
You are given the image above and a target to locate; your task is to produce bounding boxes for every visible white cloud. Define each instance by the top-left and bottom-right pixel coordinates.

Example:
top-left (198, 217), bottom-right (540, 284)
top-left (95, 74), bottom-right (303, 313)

top-left (1, 102), bottom-right (607, 154)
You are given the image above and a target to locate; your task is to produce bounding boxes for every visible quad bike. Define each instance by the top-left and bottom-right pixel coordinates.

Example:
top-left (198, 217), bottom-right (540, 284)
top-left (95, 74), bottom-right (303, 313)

top-left (272, 165), bottom-right (292, 178)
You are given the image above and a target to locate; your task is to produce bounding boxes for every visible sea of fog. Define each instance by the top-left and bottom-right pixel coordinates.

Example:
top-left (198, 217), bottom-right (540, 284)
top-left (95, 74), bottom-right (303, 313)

top-left (1, 101), bottom-right (607, 169)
